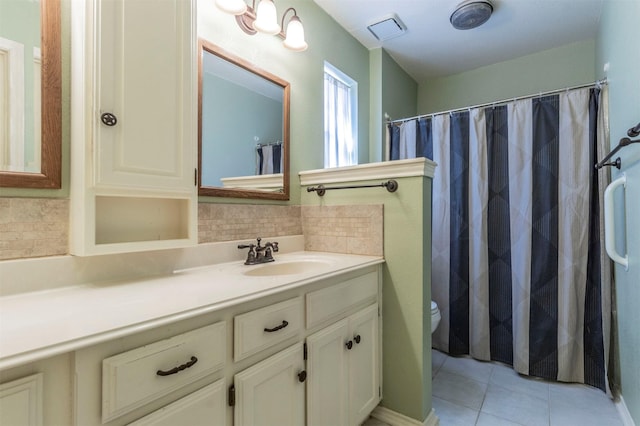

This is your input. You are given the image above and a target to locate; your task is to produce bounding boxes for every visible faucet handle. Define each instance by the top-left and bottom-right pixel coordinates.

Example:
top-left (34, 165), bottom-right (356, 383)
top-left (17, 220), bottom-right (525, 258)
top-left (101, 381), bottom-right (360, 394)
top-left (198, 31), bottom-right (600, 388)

top-left (271, 242), bottom-right (279, 252)
top-left (256, 237), bottom-right (262, 248)
top-left (238, 243), bottom-right (257, 265)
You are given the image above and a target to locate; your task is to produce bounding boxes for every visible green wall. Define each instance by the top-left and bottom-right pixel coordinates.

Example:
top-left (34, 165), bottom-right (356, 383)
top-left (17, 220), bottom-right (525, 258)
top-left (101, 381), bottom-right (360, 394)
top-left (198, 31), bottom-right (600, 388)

top-left (596, 1), bottom-right (640, 423)
top-left (417, 39), bottom-right (596, 114)
top-left (382, 49), bottom-right (417, 123)
top-left (301, 175), bottom-right (433, 422)
top-left (198, 0), bottom-right (371, 205)
top-left (369, 49), bottom-right (383, 164)
top-left (369, 48), bottom-right (417, 163)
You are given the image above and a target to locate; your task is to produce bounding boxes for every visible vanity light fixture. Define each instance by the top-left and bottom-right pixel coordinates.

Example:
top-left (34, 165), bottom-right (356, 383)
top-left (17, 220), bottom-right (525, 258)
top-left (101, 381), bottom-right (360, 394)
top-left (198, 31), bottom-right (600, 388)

top-left (281, 8), bottom-right (308, 51)
top-left (215, 0), bottom-right (247, 15)
top-left (215, 0), bottom-right (308, 51)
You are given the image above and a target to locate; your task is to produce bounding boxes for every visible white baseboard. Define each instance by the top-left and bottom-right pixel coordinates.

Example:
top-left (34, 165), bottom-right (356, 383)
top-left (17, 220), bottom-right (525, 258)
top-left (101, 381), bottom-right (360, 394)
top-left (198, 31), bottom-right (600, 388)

top-left (616, 396), bottom-right (636, 426)
top-left (370, 406), bottom-right (439, 426)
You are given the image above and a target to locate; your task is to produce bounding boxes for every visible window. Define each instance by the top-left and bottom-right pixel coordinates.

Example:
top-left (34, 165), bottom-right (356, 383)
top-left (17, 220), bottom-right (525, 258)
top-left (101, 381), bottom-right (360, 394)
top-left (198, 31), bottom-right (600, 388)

top-left (323, 62), bottom-right (357, 168)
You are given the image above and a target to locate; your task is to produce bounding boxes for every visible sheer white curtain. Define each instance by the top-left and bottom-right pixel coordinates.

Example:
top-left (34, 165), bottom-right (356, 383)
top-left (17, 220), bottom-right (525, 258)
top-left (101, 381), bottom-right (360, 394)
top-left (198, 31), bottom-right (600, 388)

top-left (324, 73), bottom-right (356, 167)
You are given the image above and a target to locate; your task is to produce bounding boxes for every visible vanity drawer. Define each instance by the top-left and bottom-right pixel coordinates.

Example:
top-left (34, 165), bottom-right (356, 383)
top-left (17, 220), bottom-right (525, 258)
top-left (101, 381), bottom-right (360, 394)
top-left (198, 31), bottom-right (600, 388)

top-left (306, 271), bottom-right (378, 329)
top-left (234, 297), bottom-right (303, 362)
top-left (102, 322), bottom-right (226, 423)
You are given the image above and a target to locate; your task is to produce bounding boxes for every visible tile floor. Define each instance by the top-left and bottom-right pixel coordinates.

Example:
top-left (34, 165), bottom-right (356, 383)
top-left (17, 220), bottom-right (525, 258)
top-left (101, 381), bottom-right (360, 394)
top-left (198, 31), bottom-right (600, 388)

top-left (364, 349), bottom-right (624, 426)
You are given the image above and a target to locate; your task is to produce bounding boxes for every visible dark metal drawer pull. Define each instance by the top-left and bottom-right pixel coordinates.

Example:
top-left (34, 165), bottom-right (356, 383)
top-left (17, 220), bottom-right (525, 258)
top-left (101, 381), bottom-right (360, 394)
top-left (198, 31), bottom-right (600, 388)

top-left (156, 356), bottom-right (198, 376)
top-left (264, 320), bottom-right (289, 333)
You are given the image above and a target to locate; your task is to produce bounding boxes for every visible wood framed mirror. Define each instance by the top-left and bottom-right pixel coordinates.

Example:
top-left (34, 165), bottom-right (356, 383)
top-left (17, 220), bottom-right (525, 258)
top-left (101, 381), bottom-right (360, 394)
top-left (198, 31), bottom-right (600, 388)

top-left (0, 0), bottom-right (61, 188)
top-left (198, 39), bottom-right (290, 200)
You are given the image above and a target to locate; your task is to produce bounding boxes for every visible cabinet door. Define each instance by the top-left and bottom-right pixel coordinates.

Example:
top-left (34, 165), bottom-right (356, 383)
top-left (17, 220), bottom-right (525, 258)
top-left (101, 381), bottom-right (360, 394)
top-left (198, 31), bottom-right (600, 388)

top-left (306, 319), bottom-right (350, 426)
top-left (234, 343), bottom-right (305, 426)
top-left (127, 380), bottom-right (225, 426)
top-left (348, 304), bottom-right (380, 425)
top-left (0, 374), bottom-right (43, 426)
top-left (95, 0), bottom-right (194, 191)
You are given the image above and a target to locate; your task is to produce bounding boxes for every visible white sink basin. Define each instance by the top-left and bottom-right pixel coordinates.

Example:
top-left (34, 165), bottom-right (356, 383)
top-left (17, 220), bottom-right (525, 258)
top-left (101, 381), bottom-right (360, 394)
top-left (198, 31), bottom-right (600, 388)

top-left (242, 260), bottom-right (332, 277)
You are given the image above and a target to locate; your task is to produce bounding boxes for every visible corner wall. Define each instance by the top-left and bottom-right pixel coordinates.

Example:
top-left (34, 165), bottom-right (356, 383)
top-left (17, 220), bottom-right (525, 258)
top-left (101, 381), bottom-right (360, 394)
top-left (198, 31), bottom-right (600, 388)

top-left (369, 49), bottom-right (418, 163)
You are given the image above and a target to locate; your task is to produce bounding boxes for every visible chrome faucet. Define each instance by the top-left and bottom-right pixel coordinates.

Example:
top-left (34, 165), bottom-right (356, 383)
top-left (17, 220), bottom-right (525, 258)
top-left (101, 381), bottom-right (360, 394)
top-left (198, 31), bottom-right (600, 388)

top-left (238, 237), bottom-right (279, 265)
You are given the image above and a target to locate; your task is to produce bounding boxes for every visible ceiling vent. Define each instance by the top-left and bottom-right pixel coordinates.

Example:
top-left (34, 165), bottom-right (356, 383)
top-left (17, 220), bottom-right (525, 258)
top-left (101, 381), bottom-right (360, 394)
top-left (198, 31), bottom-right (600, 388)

top-left (367, 14), bottom-right (407, 41)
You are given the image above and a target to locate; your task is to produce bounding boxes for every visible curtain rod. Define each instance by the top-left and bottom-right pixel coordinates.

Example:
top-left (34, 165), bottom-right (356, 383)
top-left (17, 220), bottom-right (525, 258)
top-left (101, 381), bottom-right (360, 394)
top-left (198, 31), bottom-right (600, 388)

top-left (256, 141), bottom-right (282, 147)
top-left (387, 79), bottom-right (608, 125)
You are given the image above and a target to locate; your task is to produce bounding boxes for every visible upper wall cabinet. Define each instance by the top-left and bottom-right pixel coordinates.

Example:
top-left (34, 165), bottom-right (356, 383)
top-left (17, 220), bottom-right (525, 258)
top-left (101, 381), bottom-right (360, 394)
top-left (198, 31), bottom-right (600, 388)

top-left (70, 0), bottom-right (197, 255)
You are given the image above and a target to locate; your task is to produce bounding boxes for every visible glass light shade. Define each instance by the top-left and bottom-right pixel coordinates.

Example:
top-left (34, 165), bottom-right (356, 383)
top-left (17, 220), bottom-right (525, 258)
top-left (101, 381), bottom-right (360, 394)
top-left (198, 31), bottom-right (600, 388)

top-left (215, 0), bottom-right (247, 15)
top-left (283, 16), bottom-right (307, 51)
top-left (253, 0), bottom-right (281, 35)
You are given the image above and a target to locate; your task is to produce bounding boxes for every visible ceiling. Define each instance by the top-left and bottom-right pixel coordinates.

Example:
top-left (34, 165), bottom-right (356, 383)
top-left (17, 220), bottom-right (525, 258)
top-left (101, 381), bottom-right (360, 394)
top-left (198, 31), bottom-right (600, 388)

top-left (312, 0), bottom-right (605, 82)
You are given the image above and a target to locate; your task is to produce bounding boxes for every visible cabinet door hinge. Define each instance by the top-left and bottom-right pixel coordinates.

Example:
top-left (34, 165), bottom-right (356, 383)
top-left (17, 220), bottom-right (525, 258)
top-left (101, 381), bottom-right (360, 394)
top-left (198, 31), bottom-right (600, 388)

top-left (378, 306), bottom-right (381, 317)
top-left (194, 168), bottom-right (198, 186)
top-left (303, 342), bottom-right (307, 360)
top-left (228, 384), bottom-right (235, 407)
top-left (379, 386), bottom-right (381, 397)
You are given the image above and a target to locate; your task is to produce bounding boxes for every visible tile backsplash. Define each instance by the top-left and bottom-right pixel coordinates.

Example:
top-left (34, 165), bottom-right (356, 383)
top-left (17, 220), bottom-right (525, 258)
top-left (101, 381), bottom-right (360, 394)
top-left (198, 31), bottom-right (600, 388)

top-left (0, 199), bottom-right (383, 261)
top-left (0, 198), bottom-right (69, 260)
top-left (301, 205), bottom-right (383, 256)
top-left (198, 203), bottom-right (302, 243)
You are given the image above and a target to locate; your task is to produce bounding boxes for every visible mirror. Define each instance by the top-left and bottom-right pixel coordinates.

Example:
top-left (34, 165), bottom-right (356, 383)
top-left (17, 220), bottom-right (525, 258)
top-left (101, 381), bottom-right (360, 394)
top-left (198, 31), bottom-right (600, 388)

top-left (0, 0), bottom-right (61, 188)
top-left (198, 39), bottom-right (290, 200)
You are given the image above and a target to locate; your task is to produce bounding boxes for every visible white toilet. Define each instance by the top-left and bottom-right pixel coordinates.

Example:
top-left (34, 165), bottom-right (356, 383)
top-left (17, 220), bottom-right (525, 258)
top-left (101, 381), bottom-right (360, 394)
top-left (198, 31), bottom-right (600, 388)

top-left (431, 300), bottom-right (441, 333)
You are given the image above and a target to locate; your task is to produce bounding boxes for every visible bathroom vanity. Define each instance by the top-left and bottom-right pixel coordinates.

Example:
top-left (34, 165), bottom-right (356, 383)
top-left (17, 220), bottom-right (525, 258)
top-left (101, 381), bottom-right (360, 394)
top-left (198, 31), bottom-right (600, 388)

top-left (0, 251), bottom-right (383, 425)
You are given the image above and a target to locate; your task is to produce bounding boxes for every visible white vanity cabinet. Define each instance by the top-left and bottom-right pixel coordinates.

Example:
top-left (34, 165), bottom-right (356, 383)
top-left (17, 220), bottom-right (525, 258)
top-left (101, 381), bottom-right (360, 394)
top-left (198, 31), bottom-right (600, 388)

top-left (0, 374), bottom-right (43, 426)
top-left (70, 0), bottom-right (197, 255)
top-left (2, 256), bottom-right (383, 426)
top-left (233, 343), bottom-right (306, 426)
top-left (231, 278), bottom-right (380, 426)
top-left (306, 304), bottom-right (380, 426)
top-left (127, 379), bottom-right (226, 426)
top-left (75, 321), bottom-right (227, 426)
top-left (100, 323), bottom-right (226, 423)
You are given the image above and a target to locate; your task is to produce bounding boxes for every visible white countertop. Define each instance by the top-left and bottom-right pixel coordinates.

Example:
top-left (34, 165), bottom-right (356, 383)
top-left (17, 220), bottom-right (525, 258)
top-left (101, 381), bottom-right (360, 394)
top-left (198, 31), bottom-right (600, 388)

top-left (0, 251), bottom-right (383, 370)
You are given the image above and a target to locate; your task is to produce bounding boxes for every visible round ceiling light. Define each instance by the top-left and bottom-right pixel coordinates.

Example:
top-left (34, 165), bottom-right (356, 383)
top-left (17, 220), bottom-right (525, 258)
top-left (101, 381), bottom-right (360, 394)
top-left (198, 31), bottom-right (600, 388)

top-left (450, 0), bottom-right (493, 30)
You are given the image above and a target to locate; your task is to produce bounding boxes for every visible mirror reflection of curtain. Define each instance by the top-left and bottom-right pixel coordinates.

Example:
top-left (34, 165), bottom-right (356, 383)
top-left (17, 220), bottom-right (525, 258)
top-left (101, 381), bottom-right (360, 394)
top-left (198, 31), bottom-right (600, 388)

top-left (256, 143), bottom-right (282, 175)
top-left (389, 87), bottom-right (614, 393)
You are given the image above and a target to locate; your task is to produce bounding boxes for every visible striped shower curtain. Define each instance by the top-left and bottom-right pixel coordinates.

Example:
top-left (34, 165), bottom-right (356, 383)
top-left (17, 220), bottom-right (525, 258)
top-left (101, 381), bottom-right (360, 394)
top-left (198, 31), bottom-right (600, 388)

top-left (256, 143), bottom-right (283, 175)
top-left (389, 87), bottom-right (612, 391)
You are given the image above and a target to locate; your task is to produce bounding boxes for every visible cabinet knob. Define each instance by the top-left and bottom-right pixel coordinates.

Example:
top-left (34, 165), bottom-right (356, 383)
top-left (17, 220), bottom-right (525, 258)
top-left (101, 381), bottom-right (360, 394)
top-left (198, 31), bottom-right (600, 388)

top-left (345, 340), bottom-right (353, 350)
top-left (101, 112), bottom-right (118, 126)
top-left (354, 334), bottom-right (361, 344)
top-left (297, 370), bottom-right (307, 382)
